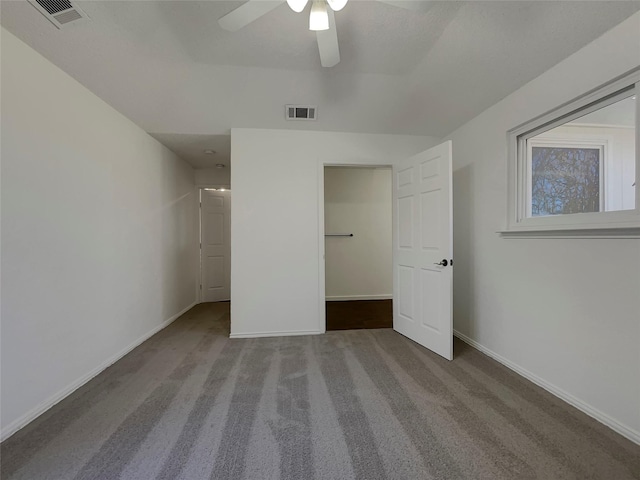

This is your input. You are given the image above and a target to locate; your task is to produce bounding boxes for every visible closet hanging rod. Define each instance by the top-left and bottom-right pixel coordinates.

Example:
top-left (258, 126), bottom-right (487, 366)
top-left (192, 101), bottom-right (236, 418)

top-left (325, 234), bottom-right (354, 237)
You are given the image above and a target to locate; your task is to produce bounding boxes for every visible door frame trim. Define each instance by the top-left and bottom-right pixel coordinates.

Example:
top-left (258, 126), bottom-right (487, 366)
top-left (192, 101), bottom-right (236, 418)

top-left (199, 188), bottom-right (202, 303)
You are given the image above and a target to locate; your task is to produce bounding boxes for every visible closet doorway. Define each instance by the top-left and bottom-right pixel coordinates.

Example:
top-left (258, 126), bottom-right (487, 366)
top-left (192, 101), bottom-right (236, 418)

top-left (324, 166), bottom-right (392, 330)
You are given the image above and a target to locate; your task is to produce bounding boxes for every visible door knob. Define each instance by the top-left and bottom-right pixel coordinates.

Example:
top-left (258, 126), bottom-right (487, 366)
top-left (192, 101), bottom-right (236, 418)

top-left (434, 259), bottom-right (448, 267)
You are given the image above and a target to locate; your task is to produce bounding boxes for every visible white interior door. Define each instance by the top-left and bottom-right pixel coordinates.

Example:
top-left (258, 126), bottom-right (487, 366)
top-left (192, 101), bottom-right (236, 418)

top-left (201, 189), bottom-right (231, 302)
top-left (393, 141), bottom-right (453, 360)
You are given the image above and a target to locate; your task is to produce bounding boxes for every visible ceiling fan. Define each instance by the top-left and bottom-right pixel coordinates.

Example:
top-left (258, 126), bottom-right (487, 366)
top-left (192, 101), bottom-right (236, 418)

top-left (218, 0), bottom-right (426, 68)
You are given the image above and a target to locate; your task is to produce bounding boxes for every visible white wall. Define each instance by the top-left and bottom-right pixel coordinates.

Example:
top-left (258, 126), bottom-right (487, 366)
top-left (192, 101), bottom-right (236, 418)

top-left (230, 129), bottom-right (439, 337)
top-left (446, 13), bottom-right (640, 442)
top-left (195, 167), bottom-right (230, 188)
top-left (324, 167), bottom-right (392, 300)
top-left (0, 28), bottom-right (198, 438)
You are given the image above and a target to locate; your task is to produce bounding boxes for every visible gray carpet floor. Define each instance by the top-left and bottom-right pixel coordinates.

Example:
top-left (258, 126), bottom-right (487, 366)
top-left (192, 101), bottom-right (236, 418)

top-left (1, 302), bottom-right (639, 480)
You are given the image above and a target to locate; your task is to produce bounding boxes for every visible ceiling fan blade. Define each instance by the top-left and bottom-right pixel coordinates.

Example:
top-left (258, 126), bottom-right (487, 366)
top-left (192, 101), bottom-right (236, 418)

top-left (218, 0), bottom-right (284, 32)
top-left (375, 0), bottom-right (431, 12)
top-left (316, 9), bottom-right (340, 67)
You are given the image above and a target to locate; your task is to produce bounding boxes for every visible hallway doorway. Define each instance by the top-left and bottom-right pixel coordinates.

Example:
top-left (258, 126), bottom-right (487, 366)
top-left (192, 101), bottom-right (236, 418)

top-left (200, 188), bottom-right (231, 302)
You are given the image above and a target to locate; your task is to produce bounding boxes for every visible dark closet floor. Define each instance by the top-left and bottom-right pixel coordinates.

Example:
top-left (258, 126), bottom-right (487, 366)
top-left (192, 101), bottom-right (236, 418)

top-left (326, 299), bottom-right (393, 330)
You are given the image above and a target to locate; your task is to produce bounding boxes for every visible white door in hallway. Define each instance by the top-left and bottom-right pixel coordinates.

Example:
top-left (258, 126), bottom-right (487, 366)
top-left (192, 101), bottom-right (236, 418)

top-left (201, 189), bottom-right (231, 302)
top-left (393, 141), bottom-right (453, 360)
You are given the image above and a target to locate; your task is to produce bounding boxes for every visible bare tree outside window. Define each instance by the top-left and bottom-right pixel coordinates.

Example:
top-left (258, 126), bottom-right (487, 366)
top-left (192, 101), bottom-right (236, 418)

top-left (531, 146), bottom-right (601, 216)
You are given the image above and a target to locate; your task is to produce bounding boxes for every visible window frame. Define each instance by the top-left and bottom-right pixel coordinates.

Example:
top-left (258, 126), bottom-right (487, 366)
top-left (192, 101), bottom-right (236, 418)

top-left (504, 68), bottom-right (640, 238)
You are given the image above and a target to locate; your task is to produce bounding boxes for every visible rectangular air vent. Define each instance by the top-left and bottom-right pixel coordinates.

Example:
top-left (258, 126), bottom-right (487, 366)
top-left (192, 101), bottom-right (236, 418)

top-left (285, 105), bottom-right (317, 121)
top-left (28, 0), bottom-right (89, 29)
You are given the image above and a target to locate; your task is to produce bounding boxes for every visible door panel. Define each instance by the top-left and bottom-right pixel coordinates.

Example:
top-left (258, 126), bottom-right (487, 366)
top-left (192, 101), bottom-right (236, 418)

top-left (398, 196), bottom-right (414, 249)
top-left (420, 268), bottom-right (441, 331)
top-left (420, 190), bottom-right (440, 248)
top-left (205, 213), bottom-right (224, 245)
top-left (201, 189), bottom-right (231, 302)
top-left (393, 141), bottom-right (453, 360)
top-left (207, 256), bottom-right (225, 287)
top-left (398, 265), bottom-right (415, 321)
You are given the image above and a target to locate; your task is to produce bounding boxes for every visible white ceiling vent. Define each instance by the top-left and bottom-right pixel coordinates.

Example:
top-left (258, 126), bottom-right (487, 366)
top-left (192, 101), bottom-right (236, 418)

top-left (28, 0), bottom-right (89, 29)
top-left (286, 105), bottom-right (317, 121)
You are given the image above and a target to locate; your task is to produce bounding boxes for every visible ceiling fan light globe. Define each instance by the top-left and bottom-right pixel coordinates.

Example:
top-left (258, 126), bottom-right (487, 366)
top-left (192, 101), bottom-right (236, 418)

top-left (326, 0), bottom-right (348, 11)
top-left (309, 0), bottom-right (329, 30)
top-left (286, 0), bottom-right (309, 13)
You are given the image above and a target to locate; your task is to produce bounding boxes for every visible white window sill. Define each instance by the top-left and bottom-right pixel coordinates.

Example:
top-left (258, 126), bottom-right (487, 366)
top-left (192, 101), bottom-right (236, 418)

top-left (498, 226), bottom-right (640, 239)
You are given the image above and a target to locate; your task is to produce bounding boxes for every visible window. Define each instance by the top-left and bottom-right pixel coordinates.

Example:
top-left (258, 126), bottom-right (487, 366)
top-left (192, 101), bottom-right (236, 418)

top-left (505, 69), bottom-right (640, 237)
top-left (529, 140), bottom-right (605, 216)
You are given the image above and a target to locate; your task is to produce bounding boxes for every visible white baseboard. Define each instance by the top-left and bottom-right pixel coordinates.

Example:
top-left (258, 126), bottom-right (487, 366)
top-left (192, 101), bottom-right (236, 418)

top-left (0, 301), bottom-right (198, 442)
top-left (453, 329), bottom-right (640, 446)
top-left (326, 295), bottom-right (392, 301)
top-left (230, 329), bottom-right (324, 339)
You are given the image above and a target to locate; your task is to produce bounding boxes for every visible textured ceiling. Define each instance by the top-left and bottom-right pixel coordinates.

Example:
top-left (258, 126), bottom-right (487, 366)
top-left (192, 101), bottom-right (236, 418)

top-left (95, 0), bottom-right (454, 75)
top-left (2, 0), bottom-right (639, 163)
